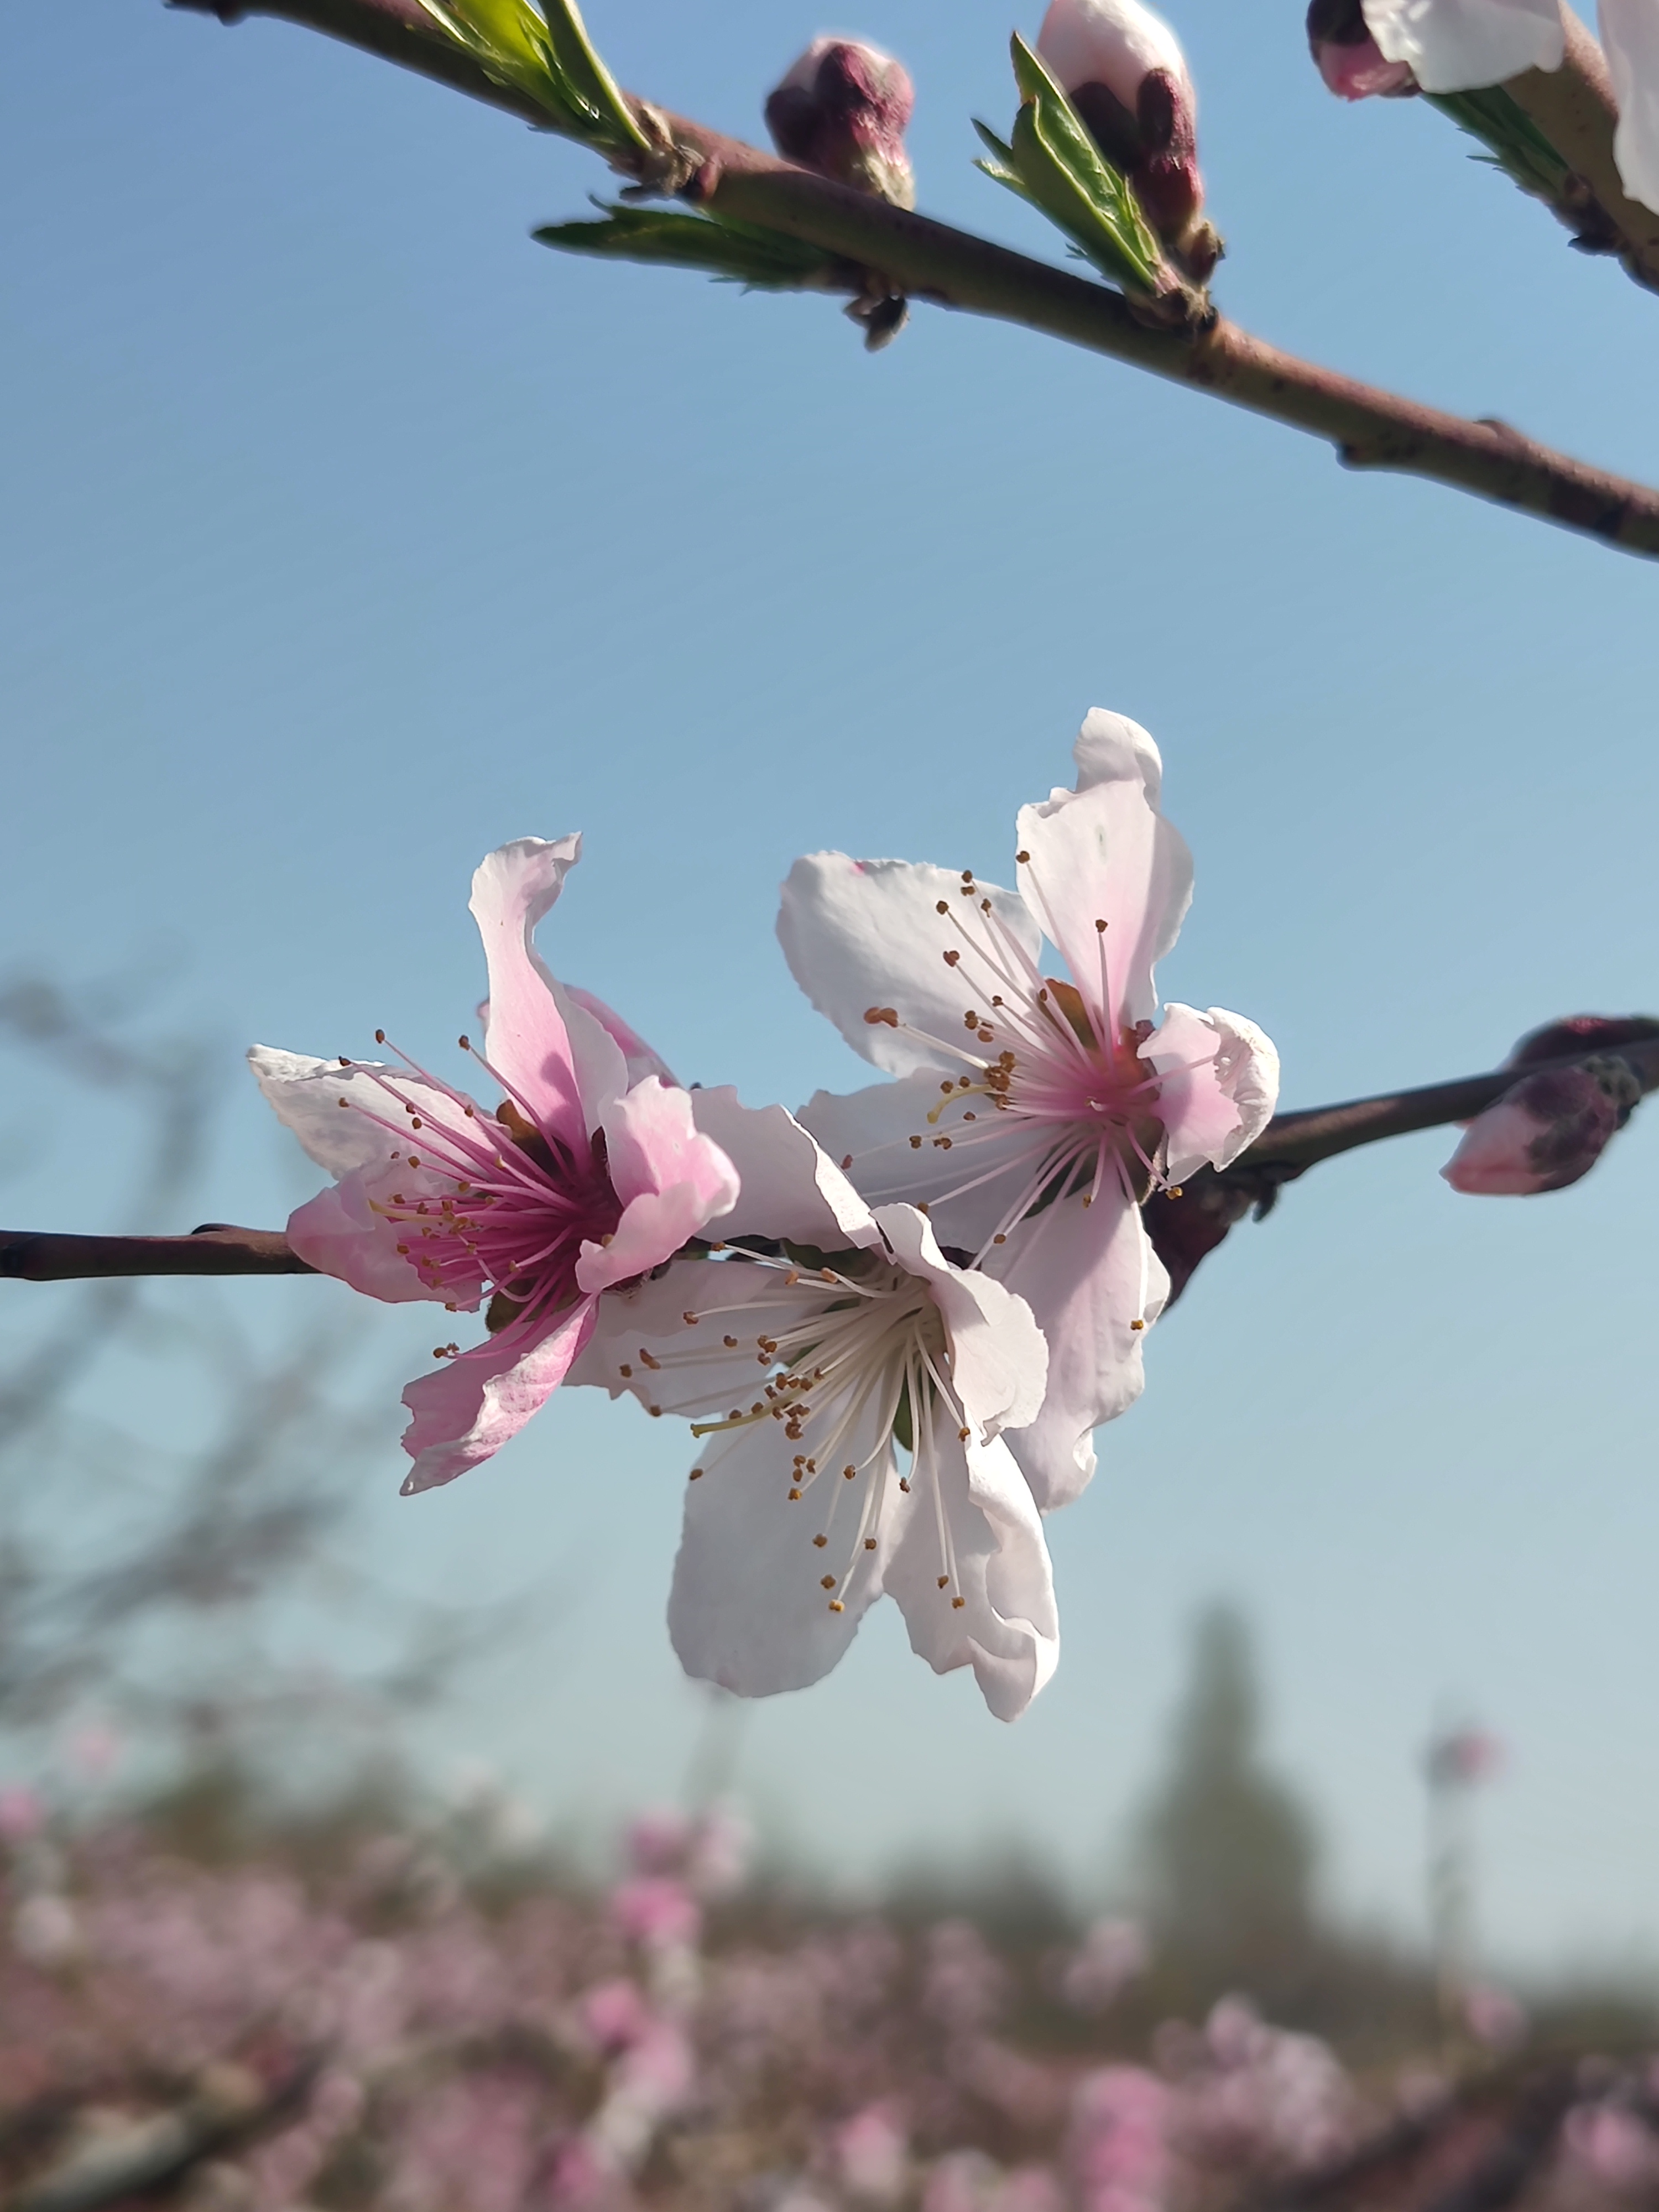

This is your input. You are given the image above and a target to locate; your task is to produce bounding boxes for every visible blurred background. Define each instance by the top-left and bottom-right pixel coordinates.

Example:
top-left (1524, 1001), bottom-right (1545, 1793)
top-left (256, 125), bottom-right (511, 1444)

top-left (3, 0), bottom-right (1659, 2200)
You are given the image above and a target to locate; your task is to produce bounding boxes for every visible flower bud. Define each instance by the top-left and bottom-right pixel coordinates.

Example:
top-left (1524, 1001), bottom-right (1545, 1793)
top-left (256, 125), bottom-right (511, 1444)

top-left (1036, 0), bottom-right (1219, 274)
top-left (765, 37), bottom-right (916, 208)
top-left (1441, 1053), bottom-right (1643, 1195)
top-left (1306, 0), bottom-right (1417, 98)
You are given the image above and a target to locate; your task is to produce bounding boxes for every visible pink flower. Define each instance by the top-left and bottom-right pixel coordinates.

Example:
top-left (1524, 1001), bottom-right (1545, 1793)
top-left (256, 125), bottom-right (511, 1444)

top-left (834, 2100), bottom-right (910, 2204)
top-left (611, 1876), bottom-right (701, 1950)
top-left (1306, 0), bottom-right (1418, 95)
top-left (1037, 0), bottom-right (1216, 268)
top-left (780, 709), bottom-right (1278, 1512)
top-left (582, 1975), bottom-right (655, 2052)
top-left (766, 37), bottom-right (915, 207)
top-left (1068, 2065), bottom-right (1169, 2212)
top-left (0, 1784), bottom-right (45, 1841)
top-left (251, 838), bottom-right (739, 1493)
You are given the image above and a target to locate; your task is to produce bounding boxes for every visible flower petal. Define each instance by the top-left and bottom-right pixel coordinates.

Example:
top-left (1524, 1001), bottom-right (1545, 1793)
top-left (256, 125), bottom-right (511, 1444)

top-left (1603, 0), bottom-right (1659, 212)
top-left (666, 1388), bottom-right (890, 1699)
top-left (468, 838), bottom-right (586, 1145)
top-left (576, 1079), bottom-right (739, 1294)
top-left (1146, 1003), bottom-right (1280, 1183)
top-left (872, 1204), bottom-right (1048, 1438)
top-left (778, 852), bottom-right (1040, 1077)
top-left (399, 1300), bottom-right (596, 1493)
top-left (249, 1046), bottom-right (487, 1177)
top-left (800, 1072), bottom-right (1031, 1252)
top-left (570, 1257), bottom-right (801, 1413)
top-left (1362, 0), bottom-right (1563, 91)
top-left (563, 983), bottom-right (678, 1088)
top-left (688, 1088), bottom-right (880, 1251)
top-left (286, 1171), bottom-right (483, 1307)
top-left (883, 1419), bottom-right (1058, 1721)
top-left (1015, 730), bottom-right (1193, 1035)
top-left (985, 1184), bottom-right (1166, 1512)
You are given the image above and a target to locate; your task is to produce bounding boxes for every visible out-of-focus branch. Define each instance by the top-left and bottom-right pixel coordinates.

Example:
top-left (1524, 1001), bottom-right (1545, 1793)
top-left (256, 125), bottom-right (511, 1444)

top-left (1503, 6), bottom-right (1659, 293)
top-left (6, 2062), bottom-right (316, 2212)
top-left (165, 0), bottom-right (1659, 560)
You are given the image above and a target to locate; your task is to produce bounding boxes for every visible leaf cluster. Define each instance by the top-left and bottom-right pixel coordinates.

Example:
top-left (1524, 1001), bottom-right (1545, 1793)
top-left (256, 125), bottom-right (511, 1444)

top-left (534, 203), bottom-right (843, 291)
top-left (416, 0), bottom-right (647, 154)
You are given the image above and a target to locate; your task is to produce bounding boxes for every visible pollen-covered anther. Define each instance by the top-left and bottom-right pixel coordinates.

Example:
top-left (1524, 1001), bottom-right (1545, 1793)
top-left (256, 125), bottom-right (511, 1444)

top-left (723, 1334), bottom-right (739, 1348)
top-left (899, 1477), bottom-right (911, 1493)
top-left (1130, 1317), bottom-right (1146, 1332)
top-left (843, 1464), bottom-right (857, 1480)
top-left (1168, 1186), bottom-right (1183, 1199)
top-left (951, 1596), bottom-right (966, 1610)
top-left (958, 1425), bottom-right (971, 1442)
top-left (936, 1574), bottom-right (949, 1589)
top-left (936, 900), bottom-right (950, 915)
top-left (788, 1487), bottom-right (802, 1500)
top-left (682, 1311), bottom-right (699, 1326)
top-left (375, 1028), bottom-right (387, 1044)
top-left (864, 1006), bottom-right (899, 1028)
top-left (689, 1468), bottom-right (703, 1481)
top-left (1015, 849), bottom-right (1030, 864)
top-left (943, 950), bottom-right (961, 967)
top-left (821, 1575), bottom-right (837, 1590)
top-left (619, 1364), bottom-right (633, 1379)
top-left (1095, 918), bottom-right (1108, 933)
top-left (813, 1535), bottom-right (828, 1550)
top-left (828, 1600), bottom-right (844, 1613)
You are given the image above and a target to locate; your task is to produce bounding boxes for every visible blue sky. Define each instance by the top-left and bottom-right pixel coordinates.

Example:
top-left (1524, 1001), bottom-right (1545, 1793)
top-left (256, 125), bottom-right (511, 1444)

top-left (3, 0), bottom-right (1659, 1978)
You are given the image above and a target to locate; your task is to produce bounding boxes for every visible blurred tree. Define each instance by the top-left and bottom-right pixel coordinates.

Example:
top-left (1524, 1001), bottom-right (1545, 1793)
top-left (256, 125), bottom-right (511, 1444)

top-left (1133, 1601), bottom-right (1322, 2016)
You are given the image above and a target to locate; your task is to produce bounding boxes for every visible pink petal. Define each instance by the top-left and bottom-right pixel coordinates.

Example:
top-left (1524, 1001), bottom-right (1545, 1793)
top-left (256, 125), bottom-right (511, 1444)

top-left (576, 1079), bottom-right (738, 1293)
top-left (1147, 1003), bottom-right (1280, 1183)
top-left (1015, 744), bottom-right (1193, 1036)
top-left (287, 1175), bottom-right (476, 1305)
top-left (1037, 0), bottom-right (1194, 115)
top-left (468, 838), bottom-right (587, 1146)
top-left (399, 1301), bottom-right (596, 1493)
top-left (563, 983), bottom-right (677, 1087)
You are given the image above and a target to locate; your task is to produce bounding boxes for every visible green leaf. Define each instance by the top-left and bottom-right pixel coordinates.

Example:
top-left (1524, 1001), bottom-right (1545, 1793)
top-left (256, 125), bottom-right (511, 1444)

top-left (986, 34), bottom-right (1168, 298)
top-left (539, 0), bottom-right (649, 153)
top-left (534, 204), bottom-right (840, 289)
top-left (1423, 85), bottom-right (1574, 201)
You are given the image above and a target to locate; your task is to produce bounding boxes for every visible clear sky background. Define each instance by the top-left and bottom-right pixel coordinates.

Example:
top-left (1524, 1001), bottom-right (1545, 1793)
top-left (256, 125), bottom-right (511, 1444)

top-left (4, 0), bottom-right (1659, 1981)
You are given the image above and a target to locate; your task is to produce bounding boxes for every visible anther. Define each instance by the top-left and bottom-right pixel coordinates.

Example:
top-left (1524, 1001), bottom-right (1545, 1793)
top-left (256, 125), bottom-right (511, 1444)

top-left (841, 1154), bottom-right (853, 1170)
top-left (910, 1135), bottom-right (922, 1150)
top-left (1016, 850), bottom-right (1030, 863)
top-left (899, 1478), bottom-right (911, 1493)
top-left (828, 1600), bottom-right (844, 1613)
top-left (1168, 1186), bottom-right (1183, 1199)
top-left (639, 1349), bottom-right (661, 1370)
top-left (689, 1468), bottom-right (703, 1481)
top-left (619, 1364), bottom-right (633, 1379)
top-left (952, 1596), bottom-right (966, 1610)
top-left (1130, 1317), bottom-right (1146, 1332)
top-left (993, 1233), bottom-right (1006, 1245)
top-left (943, 950), bottom-right (960, 966)
top-left (864, 1537), bottom-right (877, 1551)
top-left (937, 1574), bottom-right (949, 1589)
top-left (843, 1464), bottom-right (857, 1480)
top-left (338, 1056), bottom-right (351, 1068)
top-left (648, 1405), bottom-right (662, 1417)
top-left (788, 1488), bottom-right (802, 1501)
top-left (682, 1311), bottom-right (699, 1326)
top-left (338, 1098), bottom-right (349, 1109)
top-left (821, 1575), bottom-right (837, 1590)
top-left (961, 869), bottom-right (973, 882)
top-left (458, 1034), bottom-right (471, 1050)
top-left (864, 1007), bottom-right (899, 1028)
top-left (813, 1535), bottom-right (828, 1550)
top-left (724, 1334), bottom-right (739, 1348)
top-left (936, 900), bottom-right (950, 915)
top-left (958, 1426), bottom-right (971, 1442)
top-left (1095, 918), bottom-right (1108, 933)
top-left (375, 1029), bottom-right (387, 1044)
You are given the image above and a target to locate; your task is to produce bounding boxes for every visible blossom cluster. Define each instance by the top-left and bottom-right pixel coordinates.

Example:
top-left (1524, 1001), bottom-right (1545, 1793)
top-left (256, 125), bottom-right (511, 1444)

top-left (2, 1792), bottom-right (1654, 2212)
top-left (252, 712), bottom-right (1279, 1723)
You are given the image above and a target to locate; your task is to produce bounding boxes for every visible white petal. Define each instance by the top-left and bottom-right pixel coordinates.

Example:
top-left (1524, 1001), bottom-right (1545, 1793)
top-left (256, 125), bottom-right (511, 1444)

top-left (985, 1185), bottom-right (1166, 1512)
top-left (778, 852), bottom-right (1040, 1077)
top-left (883, 1419), bottom-right (1059, 1721)
top-left (569, 1258), bottom-right (812, 1414)
top-left (1603, 0), bottom-right (1659, 212)
top-left (799, 1073), bottom-right (1032, 1253)
top-left (666, 1380), bottom-right (893, 1700)
top-left (1072, 706), bottom-right (1166, 805)
top-left (248, 1046), bottom-right (485, 1177)
top-left (688, 1088), bottom-right (879, 1252)
top-left (873, 1204), bottom-right (1048, 1438)
top-left (1015, 759), bottom-right (1193, 1036)
top-left (1146, 1003), bottom-right (1281, 1184)
top-left (1363, 0), bottom-right (1563, 91)
top-left (1037, 0), bottom-right (1193, 109)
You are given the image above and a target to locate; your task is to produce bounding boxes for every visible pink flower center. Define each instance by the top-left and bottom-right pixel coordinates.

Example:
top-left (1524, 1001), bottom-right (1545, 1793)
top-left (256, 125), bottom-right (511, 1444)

top-left (342, 1035), bottom-right (623, 1330)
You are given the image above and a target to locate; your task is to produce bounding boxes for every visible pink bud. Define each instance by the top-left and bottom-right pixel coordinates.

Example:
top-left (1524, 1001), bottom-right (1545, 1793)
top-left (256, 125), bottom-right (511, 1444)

top-left (1037, 0), bottom-right (1218, 273)
top-left (1306, 0), bottom-right (1417, 96)
top-left (766, 38), bottom-right (916, 208)
top-left (610, 1874), bottom-right (700, 1949)
top-left (1442, 1055), bottom-right (1642, 1196)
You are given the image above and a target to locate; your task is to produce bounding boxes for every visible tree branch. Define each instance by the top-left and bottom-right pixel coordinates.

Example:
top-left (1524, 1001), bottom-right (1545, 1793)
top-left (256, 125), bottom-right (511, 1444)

top-left (165, 0), bottom-right (1659, 560)
top-left (8, 1036), bottom-right (1657, 1282)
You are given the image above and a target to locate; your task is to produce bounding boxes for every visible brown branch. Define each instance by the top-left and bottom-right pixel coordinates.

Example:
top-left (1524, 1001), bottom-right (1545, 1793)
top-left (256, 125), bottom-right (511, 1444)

top-left (1504, 6), bottom-right (1659, 294)
top-left (165, 0), bottom-right (1659, 559)
top-left (8, 1036), bottom-right (1658, 1283)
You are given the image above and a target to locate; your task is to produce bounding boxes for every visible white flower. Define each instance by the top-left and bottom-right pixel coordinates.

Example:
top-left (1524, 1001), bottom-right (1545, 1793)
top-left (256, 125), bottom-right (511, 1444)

top-left (573, 1094), bottom-right (1057, 1721)
top-left (777, 711), bottom-right (1278, 1512)
top-left (1361, 0), bottom-right (1564, 93)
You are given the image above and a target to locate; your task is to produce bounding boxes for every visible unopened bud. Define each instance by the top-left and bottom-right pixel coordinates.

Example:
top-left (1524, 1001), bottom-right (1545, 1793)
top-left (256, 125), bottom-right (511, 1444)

top-left (1306, 0), bottom-right (1417, 98)
top-left (765, 37), bottom-right (916, 208)
top-left (1442, 1054), bottom-right (1643, 1196)
top-left (1037, 0), bottom-right (1219, 275)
